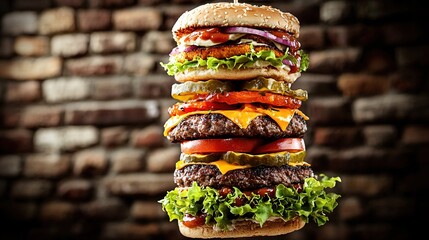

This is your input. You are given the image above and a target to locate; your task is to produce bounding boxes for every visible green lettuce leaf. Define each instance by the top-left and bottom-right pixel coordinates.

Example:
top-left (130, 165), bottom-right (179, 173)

top-left (159, 174), bottom-right (341, 230)
top-left (160, 46), bottom-right (310, 76)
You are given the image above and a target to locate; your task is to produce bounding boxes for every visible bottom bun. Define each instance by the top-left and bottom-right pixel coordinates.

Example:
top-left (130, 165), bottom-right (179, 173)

top-left (178, 217), bottom-right (305, 239)
top-left (175, 67), bottom-right (301, 83)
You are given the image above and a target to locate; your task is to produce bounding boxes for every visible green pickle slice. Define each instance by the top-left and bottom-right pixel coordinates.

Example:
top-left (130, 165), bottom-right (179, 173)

top-left (171, 80), bottom-right (234, 101)
top-left (180, 151), bottom-right (306, 167)
top-left (243, 77), bottom-right (308, 101)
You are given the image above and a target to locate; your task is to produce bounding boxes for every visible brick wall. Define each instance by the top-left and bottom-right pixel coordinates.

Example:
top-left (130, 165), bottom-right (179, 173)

top-left (0, 0), bottom-right (427, 239)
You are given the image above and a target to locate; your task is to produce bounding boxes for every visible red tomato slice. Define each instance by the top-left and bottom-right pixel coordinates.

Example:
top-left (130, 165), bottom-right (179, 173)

top-left (253, 138), bottom-right (305, 154)
top-left (205, 91), bottom-right (302, 109)
top-left (168, 101), bottom-right (237, 116)
top-left (181, 138), bottom-right (262, 154)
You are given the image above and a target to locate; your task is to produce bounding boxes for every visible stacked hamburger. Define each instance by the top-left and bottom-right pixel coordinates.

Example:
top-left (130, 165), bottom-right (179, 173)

top-left (159, 2), bottom-right (341, 238)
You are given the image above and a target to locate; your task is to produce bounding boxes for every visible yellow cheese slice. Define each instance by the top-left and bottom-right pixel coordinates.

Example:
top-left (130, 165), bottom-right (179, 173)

top-left (164, 105), bottom-right (308, 136)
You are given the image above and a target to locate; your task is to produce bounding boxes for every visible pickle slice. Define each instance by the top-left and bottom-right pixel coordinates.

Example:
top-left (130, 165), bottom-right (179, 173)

top-left (243, 77), bottom-right (308, 101)
top-left (172, 80), bottom-right (234, 101)
top-left (180, 153), bottom-right (223, 163)
top-left (180, 151), bottom-right (306, 167)
top-left (222, 151), bottom-right (306, 167)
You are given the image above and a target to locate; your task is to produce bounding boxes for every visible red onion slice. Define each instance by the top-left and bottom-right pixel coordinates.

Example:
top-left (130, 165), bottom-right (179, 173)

top-left (224, 27), bottom-right (298, 49)
top-left (170, 45), bottom-right (199, 56)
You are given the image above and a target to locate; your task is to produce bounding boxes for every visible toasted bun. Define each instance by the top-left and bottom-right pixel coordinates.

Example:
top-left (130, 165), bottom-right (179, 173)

top-left (173, 2), bottom-right (300, 42)
top-left (175, 67), bottom-right (301, 83)
top-left (178, 217), bottom-right (305, 239)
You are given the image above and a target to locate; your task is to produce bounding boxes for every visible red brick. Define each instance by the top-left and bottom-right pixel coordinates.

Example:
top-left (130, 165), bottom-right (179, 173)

top-left (34, 126), bottom-right (99, 152)
top-left (309, 48), bottom-right (361, 74)
top-left (0, 155), bottom-right (21, 177)
top-left (361, 48), bottom-right (395, 73)
top-left (19, 106), bottom-right (62, 128)
top-left (10, 180), bottom-right (52, 199)
top-left (39, 201), bottom-right (76, 221)
top-left (73, 149), bottom-right (107, 177)
top-left (2, 11), bottom-right (38, 35)
top-left (353, 94), bottom-right (427, 123)
top-left (130, 201), bottom-right (166, 220)
top-left (0, 129), bottom-right (33, 154)
top-left (0, 37), bottom-right (13, 57)
top-left (14, 36), bottom-right (49, 56)
top-left (401, 125), bottom-right (429, 145)
top-left (299, 26), bottom-right (325, 49)
top-left (340, 174), bottom-right (392, 196)
top-left (314, 127), bottom-right (362, 147)
top-left (141, 31), bottom-right (175, 54)
top-left (363, 125), bottom-right (397, 147)
top-left (292, 73), bottom-right (338, 96)
top-left (78, 9), bottom-right (111, 32)
top-left (4, 80), bottom-right (41, 103)
top-left (101, 127), bottom-right (129, 148)
top-left (131, 125), bottom-right (164, 148)
top-left (57, 179), bottom-right (93, 201)
top-left (39, 7), bottom-right (75, 35)
top-left (338, 73), bottom-right (390, 97)
top-left (123, 53), bottom-right (155, 76)
top-left (90, 31), bottom-right (136, 54)
top-left (51, 33), bottom-right (89, 57)
top-left (0, 57), bottom-right (62, 80)
top-left (65, 100), bottom-right (159, 126)
top-left (80, 198), bottom-right (127, 220)
top-left (390, 69), bottom-right (426, 93)
top-left (24, 154), bottom-right (70, 178)
top-left (104, 173), bottom-right (175, 196)
top-left (43, 77), bottom-right (90, 103)
top-left (111, 149), bottom-right (145, 174)
top-left (0, 107), bottom-right (21, 127)
top-left (308, 97), bottom-right (353, 125)
top-left (136, 74), bottom-right (174, 99)
top-left (339, 197), bottom-right (364, 220)
top-left (65, 56), bottom-right (122, 76)
top-left (91, 76), bottom-right (132, 100)
top-left (113, 7), bottom-right (162, 31)
top-left (320, 1), bottom-right (354, 23)
top-left (146, 147), bottom-right (179, 173)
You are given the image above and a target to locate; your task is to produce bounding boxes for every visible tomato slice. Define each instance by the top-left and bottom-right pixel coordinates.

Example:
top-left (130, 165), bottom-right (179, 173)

top-left (205, 91), bottom-right (302, 109)
top-left (182, 213), bottom-right (206, 228)
top-left (181, 138), bottom-right (262, 154)
top-left (253, 138), bottom-right (305, 154)
top-left (168, 101), bottom-right (237, 116)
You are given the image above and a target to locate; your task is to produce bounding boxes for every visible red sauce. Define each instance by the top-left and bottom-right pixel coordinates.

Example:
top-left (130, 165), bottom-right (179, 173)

top-left (184, 28), bottom-right (230, 44)
top-left (255, 187), bottom-right (276, 198)
top-left (182, 213), bottom-right (206, 228)
top-left (270, 30), bottom-right (300, 52)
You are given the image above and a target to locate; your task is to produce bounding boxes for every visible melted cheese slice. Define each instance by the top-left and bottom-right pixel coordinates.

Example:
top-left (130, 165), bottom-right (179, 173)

top-left (176, 160), bottom-right (251, 174)
top-left (176, 159), bottom-right (309, 174)
top-left (164, 104), bottom-right (309, 136)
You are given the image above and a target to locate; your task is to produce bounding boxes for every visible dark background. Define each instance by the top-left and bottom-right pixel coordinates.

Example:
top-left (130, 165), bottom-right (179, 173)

top-left (0, 0), bottom-right (428, 239)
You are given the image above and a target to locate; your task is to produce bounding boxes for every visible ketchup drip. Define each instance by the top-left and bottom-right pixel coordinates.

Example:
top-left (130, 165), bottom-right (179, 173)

top-left (184, 28), bottom-right (230, 44)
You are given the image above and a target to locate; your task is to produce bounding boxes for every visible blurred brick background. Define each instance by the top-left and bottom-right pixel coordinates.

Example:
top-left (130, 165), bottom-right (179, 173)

top-left (0, 0), bottom-right (428, 239)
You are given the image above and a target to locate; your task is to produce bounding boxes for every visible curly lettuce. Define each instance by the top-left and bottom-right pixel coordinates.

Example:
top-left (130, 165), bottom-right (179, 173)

top-left (160, 47), bottom-right (309, 76)
top-left (159, 174), bottom-right (341, 230)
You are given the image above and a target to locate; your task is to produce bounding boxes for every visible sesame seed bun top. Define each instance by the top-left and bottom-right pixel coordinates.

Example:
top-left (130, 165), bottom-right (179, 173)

top-left (172, 2), bottom-right (300, 43)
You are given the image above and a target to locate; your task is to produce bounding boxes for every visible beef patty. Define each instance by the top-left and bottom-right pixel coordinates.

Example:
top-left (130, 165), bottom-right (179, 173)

top-left (167, 113), bottom-right (307, 142)
top-left (174, 164), bottom-right (314, 190)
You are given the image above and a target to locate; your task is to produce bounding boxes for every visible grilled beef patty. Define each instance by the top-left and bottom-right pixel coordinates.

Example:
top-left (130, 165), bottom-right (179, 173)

top-left (167, 113), bottom-right (307, 142)
top-left (174, 164), bottom-right (314, 190)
